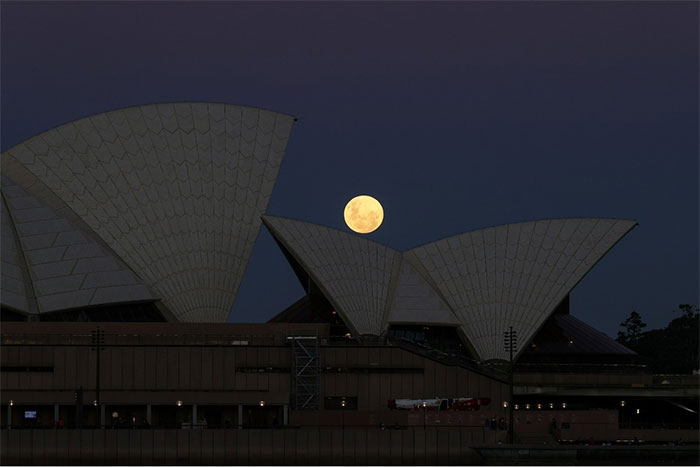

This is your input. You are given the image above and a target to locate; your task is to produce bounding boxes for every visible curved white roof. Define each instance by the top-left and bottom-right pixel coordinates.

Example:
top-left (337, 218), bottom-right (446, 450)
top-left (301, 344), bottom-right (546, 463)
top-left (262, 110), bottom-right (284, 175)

top-left (408, 218), bottom-right (637, 361)
top-left (386, 257), bottom-right (459, 326)
top-left (1, 103), bottom-right (295, 321)
top-left (1, 176), bottom-right (157, 313)
top-left (263, 216), bottom-right (400, 336)
top-left (265, 216), bottom-right (636, 361)
top-left (1, 188), bottom-right (31, 313)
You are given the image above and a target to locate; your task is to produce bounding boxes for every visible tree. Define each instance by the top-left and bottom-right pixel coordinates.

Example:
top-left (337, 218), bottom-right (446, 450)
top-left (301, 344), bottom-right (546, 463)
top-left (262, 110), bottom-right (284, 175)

top-left (675, 304), bottom-right (699, 320)
top-left (619, 305), bottom-right (699, 374)
top-left (616, 311), bottom-right (647, 344)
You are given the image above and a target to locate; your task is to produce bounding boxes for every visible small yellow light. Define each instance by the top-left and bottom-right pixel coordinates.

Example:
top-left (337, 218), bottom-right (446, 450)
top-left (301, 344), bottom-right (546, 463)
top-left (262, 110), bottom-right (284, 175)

top-left (259, 401), bottom-right (265, 407)
top-left (176, 400), bottom-right (182, 407)
top-left (636, 408), bottom-right (640, 415)
top-left (514, 404), bottom-right (519, 410)
top-left (525, 404), bottom-right (531, 410)
top-left (549, 403), bottom-right (554, 409)
top-left (9, 400), bottom-right (14, 406)
top-left (561, 402), bottom-right (567, 409)
top-left (503, 401), bottom-right (509, 408)
top-left (93, 400), bottom-right (98, 406)
top-left (536, 404), bottom-right (542, 410)
top-left (620, 400), bottom-right (626, 407)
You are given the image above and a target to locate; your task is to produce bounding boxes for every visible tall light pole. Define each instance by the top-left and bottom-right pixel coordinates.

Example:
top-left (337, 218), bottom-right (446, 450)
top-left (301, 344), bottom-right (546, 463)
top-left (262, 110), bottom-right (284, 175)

top-left (503, 327), bottom-right (517, 444)
top-left (91, 328), bottom-right (104, 428)
top-left (340, 398), bottom-right (346, 431)
top-left (340, 398), bottom-right (346, 461)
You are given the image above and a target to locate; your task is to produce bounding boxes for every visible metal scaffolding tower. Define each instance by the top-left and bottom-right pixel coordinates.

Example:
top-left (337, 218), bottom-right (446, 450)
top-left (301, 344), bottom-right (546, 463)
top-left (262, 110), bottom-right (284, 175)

top-left (288, 335), bottom-right (320, 410)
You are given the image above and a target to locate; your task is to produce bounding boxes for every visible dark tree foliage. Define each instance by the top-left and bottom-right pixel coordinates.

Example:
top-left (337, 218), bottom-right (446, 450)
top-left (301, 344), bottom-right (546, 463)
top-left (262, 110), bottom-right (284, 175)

top-left (616, 311), bottom-right (647, 344)
top-left (617, 305), bottom-right (699, 374)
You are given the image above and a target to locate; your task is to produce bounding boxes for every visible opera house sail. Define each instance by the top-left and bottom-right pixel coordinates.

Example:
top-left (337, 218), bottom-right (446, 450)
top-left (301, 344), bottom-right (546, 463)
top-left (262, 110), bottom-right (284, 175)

top-left (263, 215), bottom-right (637, 361)
top-left (0, 103), bottom-right (295, 323)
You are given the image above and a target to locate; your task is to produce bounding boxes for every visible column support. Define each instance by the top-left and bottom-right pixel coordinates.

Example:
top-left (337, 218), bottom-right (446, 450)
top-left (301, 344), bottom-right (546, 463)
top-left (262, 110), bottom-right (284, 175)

top-left (192, 404), bottom-right (197, 428)
top-left (238, 404), bottom-right (243, 429)
top-left (283, 404), bottom-right (289, 425)
top-left (146, 404), bottom-right (152, 425)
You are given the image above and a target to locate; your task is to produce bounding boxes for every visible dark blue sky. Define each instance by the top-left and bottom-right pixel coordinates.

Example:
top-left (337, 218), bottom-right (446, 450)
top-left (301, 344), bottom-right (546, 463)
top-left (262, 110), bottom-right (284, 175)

top-left (2, 1), bottom-right (697, 337)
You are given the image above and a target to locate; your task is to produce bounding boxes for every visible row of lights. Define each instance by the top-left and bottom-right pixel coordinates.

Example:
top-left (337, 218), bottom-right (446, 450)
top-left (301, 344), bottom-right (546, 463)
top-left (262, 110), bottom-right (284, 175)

top-left (513, 402), bottom-right (568, 410)
top-left (9, 400), bottom-right (269, 407)
top-left (179, 400), bottom-right (264, 407)
top-left (6, 398), bottom-right (640, 415)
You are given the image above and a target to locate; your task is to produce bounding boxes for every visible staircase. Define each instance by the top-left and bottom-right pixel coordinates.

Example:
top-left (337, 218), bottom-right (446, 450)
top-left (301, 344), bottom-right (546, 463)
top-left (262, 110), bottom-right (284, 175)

top-left (288, 335), bottom-right (320, 410)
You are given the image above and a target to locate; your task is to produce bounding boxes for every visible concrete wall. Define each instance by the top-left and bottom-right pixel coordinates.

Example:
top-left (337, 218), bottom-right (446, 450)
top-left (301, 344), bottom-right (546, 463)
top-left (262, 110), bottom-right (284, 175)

top-left (0, 428), bottom-right (484, 465)
top-left (1, 324), bottom-right (509, 413)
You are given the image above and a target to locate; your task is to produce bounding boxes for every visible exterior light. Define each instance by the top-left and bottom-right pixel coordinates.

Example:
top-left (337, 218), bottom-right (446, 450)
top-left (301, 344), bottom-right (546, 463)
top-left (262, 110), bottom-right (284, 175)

top-left (503, 401), bottom-right (509, 408)
top-left (9, 400), bottom-right (13, 406)
top-left (93, 400), bottom-right (98, 406)
top-left (341, 399), bottom-right (346, 408)
top-left (536, 404), bottom-right (542, 410)
top-left (620, 400), bottom-right (626, 407)
top-left (525, 404), bottom-right (531, 410)
top-left (561, 402), bottom-right (567, 409)
top-left (259, 401), bottom-right (265, 407)
top-left (176, 400), bottom-right (182, 407)
top-left (636, 408), bottom-right (640, 415)
top-left (549, 403), bottom-right (554, 409)
top-left (112, 412), bottom-right (119, 418)
top-left (569, 340), bottom-right (574, 344)
top-left (514, 404), bottom-right (519, 410)
top-left (421, 401), bottom-right (427, 408)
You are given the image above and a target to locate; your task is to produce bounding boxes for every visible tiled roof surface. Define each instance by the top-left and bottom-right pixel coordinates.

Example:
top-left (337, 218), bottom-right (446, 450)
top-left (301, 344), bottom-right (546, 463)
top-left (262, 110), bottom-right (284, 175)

top-left (408, 218), bottom-right (637, 360)
top-left (1, 103), bottom-right (294, 321)
top-left (263, 216), bottom-right (399, 336)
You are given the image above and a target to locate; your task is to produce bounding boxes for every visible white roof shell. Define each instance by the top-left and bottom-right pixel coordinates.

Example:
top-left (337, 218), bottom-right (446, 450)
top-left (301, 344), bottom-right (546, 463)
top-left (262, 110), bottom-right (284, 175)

top-left (1, 103), bottom-right (295, 322)
top-left (1, 176), bottom-right (156, 313)
top-left (265, 216), bottom-right (636, 361)
top-left (263, 215), bottom-right (400, 336)
top-left (409, 218), bottom-right (637, 361)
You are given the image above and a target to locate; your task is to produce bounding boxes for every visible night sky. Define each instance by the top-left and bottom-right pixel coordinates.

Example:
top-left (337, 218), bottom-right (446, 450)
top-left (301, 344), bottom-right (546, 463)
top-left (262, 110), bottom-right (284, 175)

top-left (2, 1), bottom-right (697, 338)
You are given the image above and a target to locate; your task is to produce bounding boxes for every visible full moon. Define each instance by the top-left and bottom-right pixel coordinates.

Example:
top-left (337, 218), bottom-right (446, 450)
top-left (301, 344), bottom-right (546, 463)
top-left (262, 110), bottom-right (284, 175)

top-left (344, 195), bottom-right (384, 234)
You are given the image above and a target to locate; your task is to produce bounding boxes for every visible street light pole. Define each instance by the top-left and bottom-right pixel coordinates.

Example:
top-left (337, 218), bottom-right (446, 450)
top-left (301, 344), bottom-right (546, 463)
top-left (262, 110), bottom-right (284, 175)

top-left (91, 328), bottom-right (104, 428)
top-left (340, 398), bottom-right (346, 461)
top-left (503, 327), bottom-right (517, 444)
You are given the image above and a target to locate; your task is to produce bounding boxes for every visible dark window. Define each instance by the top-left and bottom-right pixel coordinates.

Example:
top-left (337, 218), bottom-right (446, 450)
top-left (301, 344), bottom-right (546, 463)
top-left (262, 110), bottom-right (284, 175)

top-left (1, 366), bottom-right (53, 372)
top-left (238, 367), bottom-right (290, 373)
top-left (322, 367), bottom-right (423, 374)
